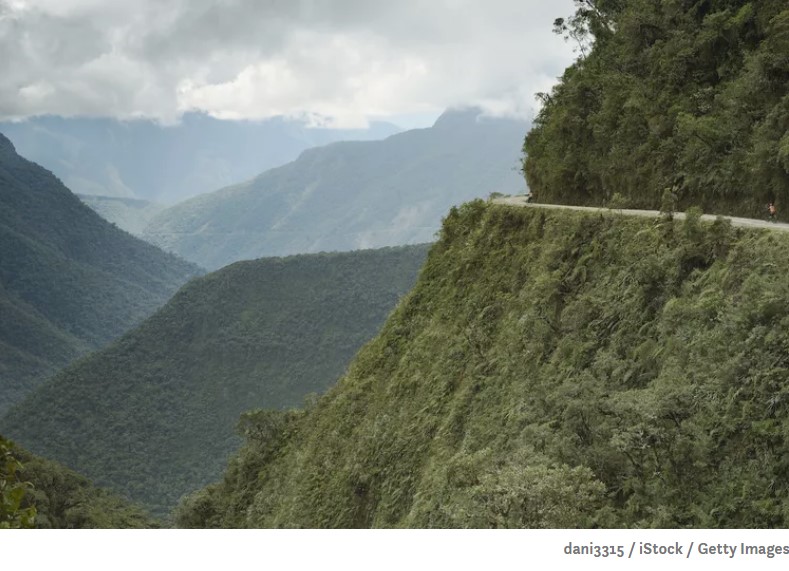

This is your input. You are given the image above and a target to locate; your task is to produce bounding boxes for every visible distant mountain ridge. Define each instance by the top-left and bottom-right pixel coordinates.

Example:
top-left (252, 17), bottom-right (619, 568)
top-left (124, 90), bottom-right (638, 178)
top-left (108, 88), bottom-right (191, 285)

top-left (0, 113), bottom-right (401, 203)
top-left (0, 132), bottom-right (201, 415)
top-left (143, 108), bottom-right (529, 269)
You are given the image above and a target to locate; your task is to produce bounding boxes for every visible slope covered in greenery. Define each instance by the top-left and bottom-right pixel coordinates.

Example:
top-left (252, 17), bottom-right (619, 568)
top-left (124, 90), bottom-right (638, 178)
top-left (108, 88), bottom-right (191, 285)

top-left (177, 202), bottom-right (789, 528)
top-left (0, 133), bottom-right (201, 415)
top-left (524, 0), bottom-right (789, 218)
top-left (1, 245), bottom-right (429, 515)
top-left (144, 108), bottom-right (527, 269)
top-left (1, 435), bottom-right (154, 528)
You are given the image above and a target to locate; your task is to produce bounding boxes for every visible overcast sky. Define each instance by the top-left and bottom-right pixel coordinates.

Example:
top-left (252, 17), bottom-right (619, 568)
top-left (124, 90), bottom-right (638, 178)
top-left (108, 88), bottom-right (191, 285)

top-left (1, 0), bottom-right (577, 128)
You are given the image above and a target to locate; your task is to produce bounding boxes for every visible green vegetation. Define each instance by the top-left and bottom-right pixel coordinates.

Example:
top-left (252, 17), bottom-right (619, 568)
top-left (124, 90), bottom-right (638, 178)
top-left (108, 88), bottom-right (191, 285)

top-left (1, 435), bottom-right (154, 528)
top-left (1, 244), bottom-right (429, 516)
top-left (1, 436), bottom-right (36, 528)
top-left (178, 203), bottom-right (789, 528)
top-left (524, 0), bottom-right (789, 218)
top-left (144, 108), bottom-right (527, 269)
top-left (0, 133), bottom-right (201, 414)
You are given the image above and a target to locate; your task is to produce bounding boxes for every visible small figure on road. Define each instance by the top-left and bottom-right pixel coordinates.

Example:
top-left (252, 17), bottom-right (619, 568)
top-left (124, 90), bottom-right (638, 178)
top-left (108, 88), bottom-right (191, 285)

top-left (768, 202), bottom-right (777, 221)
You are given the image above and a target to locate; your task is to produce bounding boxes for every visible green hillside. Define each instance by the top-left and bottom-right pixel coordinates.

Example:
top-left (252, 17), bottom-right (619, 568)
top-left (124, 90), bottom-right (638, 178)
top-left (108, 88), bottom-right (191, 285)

top-left (143, 108), bottom-right (527, 270)
top-left (0, 133), bottom-right (201, 415)
top-left (177, 202), bottom-right (789, 528)
top-left (0, 245), bottom-right (429, 516)
top-left (524, 0), bottom-right (789, 218)
top-left (1, 435), bottom-right (154, 529)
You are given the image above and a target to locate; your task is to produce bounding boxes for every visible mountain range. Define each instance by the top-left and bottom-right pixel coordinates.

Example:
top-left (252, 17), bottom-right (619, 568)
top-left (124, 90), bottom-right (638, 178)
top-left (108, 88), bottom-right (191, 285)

top-left (143, 108), bottom-right (529, 269)
top-left (0, 113), bottom-right (401, 204)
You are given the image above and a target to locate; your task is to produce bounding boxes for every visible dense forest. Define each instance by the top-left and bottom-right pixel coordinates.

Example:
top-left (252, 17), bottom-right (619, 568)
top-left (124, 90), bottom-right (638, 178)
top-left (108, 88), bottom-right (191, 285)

top-left (0, 133), bottom-right (201, 415)
top-left (524, 0), bottom-right (789, 218)
top-left (1, 245), bottom-right (429, 516)
top-left (1, 435), bottom-right (154, 528)
top-left (178, 203), bottom-right (789, 528)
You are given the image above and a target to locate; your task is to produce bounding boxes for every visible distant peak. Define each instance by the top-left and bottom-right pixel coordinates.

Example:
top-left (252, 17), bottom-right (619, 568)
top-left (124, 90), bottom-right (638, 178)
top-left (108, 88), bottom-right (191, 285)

top-left (0, 132), bottom-right (18, 161)
top-left (0, 131), bottom-right (15, 151)
top-left (432, 107), bottom-right (485, 129)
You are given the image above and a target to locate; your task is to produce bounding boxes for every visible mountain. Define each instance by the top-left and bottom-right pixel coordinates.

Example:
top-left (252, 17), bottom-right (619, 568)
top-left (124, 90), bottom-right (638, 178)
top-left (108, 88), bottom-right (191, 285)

top-left (143, 108), bottom-right (528, 270)
top-left (175, 202), bottom-right (789, 528)
top-left (0, 435), bottom-right (155, 529)
top-left (0, 244), bottom-right (429, 515)
top-left (77, 195), bottom-right (166, 236)
top-left (524, 1), bottom-right (789, 218)
top-left (0, 113), bottom-right (401, 203)
top-left (0, 132), bottom-right (201, 415)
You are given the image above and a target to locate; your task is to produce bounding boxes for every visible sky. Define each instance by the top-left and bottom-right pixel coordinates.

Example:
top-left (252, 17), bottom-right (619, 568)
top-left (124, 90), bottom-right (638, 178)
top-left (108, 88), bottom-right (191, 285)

top-left (0, 0), bottom-right (577, 129)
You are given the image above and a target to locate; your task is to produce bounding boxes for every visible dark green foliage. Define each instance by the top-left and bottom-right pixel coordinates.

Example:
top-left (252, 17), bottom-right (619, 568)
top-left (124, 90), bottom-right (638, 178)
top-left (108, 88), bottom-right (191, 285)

top-left (178, 203), bottom-right (789, 528)
top-left (144, 108), bottom-right (528, 270)
top-left (1, 436), bottom-right (154, 528)
top-left (0, 436), bottom-right (36, 528)
top-left (0, 133), bottom-right (202, 414)
top-left (0, 244), bottom-right (428, 516)
top-left (524, 1), bottom-right (789, 219)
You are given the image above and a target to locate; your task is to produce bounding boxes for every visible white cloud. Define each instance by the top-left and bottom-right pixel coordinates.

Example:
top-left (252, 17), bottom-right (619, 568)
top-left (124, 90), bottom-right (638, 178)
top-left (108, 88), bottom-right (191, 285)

top-left (0, 0), bottom-right (577, 126)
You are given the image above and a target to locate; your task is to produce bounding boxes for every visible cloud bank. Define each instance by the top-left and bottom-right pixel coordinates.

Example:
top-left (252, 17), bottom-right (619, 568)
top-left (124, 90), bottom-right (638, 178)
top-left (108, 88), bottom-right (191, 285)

top-left (1, 0), bottom-right (576, 127)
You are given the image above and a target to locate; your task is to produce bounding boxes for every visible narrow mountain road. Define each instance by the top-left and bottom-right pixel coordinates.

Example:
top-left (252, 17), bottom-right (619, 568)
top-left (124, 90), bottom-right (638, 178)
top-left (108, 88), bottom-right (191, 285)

top-left (493, 195), bottom-right (789, 232)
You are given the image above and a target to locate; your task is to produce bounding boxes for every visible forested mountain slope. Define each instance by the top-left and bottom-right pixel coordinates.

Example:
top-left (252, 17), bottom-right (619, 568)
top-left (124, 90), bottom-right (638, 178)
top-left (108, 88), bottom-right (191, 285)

top-left (143, 108), bottom-right (527, 269)
top-left (524, 0), bottom-right (789, 218)
top-left (178, 203), bottom-right (789, 528)
top-left (0, 244), bottom-right (429, 515)
top-left (0, 133), bottom-right (201, 415)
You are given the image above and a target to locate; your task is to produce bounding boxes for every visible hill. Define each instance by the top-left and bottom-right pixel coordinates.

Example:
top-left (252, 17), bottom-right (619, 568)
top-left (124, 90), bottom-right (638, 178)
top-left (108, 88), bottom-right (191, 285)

top-left (524, 0), bottom-right (789, 218)
top-left (143, 108), bottom-right (528, 270)
top-left (0, 132), bottom-right (201, 415)
top-left (0, 113), bottom-right (400, 203)
top-left (77, 195), bottom-right (167, 237)
top-left (0, 435), bottom-right (155, 529)
top-left (0, 244), bottom-right (429, 515)
top-left (176, 202), bottom-right (789, 528)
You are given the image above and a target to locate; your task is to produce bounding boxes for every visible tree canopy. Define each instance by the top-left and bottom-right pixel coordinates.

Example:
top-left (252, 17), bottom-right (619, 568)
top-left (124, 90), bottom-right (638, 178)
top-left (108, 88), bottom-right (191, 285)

top-left (525, 0), bottom-right (789, 219)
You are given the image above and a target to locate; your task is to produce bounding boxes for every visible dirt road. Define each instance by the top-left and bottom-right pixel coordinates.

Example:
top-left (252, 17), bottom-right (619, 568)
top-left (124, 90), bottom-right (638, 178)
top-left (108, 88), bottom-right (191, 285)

top-left (492, 195), bottom-right (789, 232)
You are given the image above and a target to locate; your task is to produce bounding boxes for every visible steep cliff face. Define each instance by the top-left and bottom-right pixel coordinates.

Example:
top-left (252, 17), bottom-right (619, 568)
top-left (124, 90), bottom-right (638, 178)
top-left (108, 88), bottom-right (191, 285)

top-left (178, 202), bottom-right (789, 528)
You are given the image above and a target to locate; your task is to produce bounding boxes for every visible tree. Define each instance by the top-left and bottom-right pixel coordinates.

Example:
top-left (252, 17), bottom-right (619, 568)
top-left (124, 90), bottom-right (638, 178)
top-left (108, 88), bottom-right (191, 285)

top-left (0, 436), bottom-right (36, 529)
